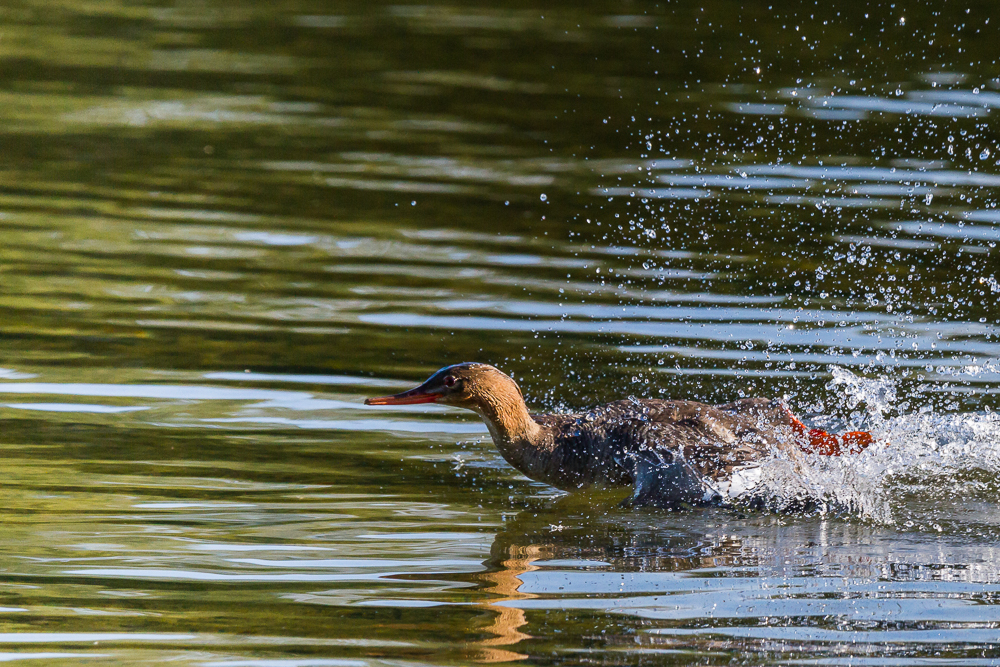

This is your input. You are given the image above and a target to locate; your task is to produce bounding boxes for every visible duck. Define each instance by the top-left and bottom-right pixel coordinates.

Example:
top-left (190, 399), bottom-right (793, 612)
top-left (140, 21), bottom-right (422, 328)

top-left (365, 363), bottom-right (874, 508)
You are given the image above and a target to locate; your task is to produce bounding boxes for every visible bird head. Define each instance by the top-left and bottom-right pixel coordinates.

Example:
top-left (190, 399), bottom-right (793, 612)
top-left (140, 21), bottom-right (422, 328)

top-left (365, 362), bottom-right (522, 410)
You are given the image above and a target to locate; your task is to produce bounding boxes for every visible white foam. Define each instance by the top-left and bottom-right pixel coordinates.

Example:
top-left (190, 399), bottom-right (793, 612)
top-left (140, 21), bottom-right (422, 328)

top-left (725, 366), bottom-right (1000, 522)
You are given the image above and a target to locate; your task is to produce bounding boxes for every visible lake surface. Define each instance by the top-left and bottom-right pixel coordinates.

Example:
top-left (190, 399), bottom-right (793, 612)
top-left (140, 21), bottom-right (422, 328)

top-left (1, 1), bottom-right (999, 664)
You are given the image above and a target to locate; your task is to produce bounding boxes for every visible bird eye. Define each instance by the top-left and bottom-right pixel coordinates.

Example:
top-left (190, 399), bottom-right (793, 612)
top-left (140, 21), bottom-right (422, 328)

top-left (443, 375), bottom-right (457, 388)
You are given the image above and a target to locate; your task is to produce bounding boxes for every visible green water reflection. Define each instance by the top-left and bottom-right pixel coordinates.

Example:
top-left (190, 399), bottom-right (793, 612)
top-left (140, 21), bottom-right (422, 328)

top-left (0, 0), bottom-right (997, 665)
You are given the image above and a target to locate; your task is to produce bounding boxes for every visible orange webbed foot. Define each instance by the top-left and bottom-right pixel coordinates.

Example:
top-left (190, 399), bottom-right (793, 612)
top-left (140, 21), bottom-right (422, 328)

top-left (801, 428), bottom-right (875, 456)
top-left (783, 405), bottom-right (876, 456)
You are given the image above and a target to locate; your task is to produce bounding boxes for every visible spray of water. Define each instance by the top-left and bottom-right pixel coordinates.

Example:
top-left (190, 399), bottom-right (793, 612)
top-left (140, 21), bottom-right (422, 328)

top-left (731, 365), bottom-right (1000, 523)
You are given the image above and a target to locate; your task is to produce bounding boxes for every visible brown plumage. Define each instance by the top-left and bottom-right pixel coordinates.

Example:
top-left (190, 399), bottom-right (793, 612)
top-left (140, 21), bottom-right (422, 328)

top-left (365, 363), bottom-right (873, 507)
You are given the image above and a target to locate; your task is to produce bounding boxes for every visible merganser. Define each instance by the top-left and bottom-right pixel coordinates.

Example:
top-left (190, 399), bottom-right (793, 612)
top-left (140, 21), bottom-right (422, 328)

top-left (365, 363), bottom-right (873, 507)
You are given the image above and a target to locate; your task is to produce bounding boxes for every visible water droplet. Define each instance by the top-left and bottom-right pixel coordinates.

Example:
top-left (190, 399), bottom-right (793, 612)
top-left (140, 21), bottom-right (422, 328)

top-left (981, 148), bottom-right (991, 160)
top-left (540, 193), bottom-right (547, 201)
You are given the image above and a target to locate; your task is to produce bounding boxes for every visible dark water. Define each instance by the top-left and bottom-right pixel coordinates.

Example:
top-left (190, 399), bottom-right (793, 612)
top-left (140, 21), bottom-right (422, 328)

top-left (1, 1), bottom-right (999, 664)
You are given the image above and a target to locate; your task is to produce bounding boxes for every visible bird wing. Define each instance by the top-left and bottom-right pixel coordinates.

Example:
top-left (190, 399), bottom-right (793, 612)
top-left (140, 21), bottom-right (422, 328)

top-left (527, 399), bottom-right (798, 504)
top-left (586, 399), bottom-right (790, 482)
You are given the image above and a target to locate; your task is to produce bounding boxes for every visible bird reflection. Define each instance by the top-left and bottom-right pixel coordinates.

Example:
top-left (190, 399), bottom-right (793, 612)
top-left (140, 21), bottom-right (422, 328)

top-left (475, 543), bottom-right (542, 662)
top-left (471, 492), bottom-right (752, 661)
top-left (468, 493), bottom-right (932, 662)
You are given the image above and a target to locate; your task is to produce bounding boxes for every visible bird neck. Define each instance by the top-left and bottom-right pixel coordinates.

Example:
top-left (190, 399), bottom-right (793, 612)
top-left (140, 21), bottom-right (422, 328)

top-left (470, 384), bottom-right (545, 468)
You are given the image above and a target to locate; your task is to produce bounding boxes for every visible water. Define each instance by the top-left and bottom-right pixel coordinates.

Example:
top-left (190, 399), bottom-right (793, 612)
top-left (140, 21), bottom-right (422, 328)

top-left (0, 1), bottom-right (999, 664)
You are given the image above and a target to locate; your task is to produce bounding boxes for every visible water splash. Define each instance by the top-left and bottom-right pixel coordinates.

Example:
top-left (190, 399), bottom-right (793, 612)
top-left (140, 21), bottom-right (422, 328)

top-left (734, 366), bottom-right (1000, 524)
top-left (827, 365), bottom-right (897, 423)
